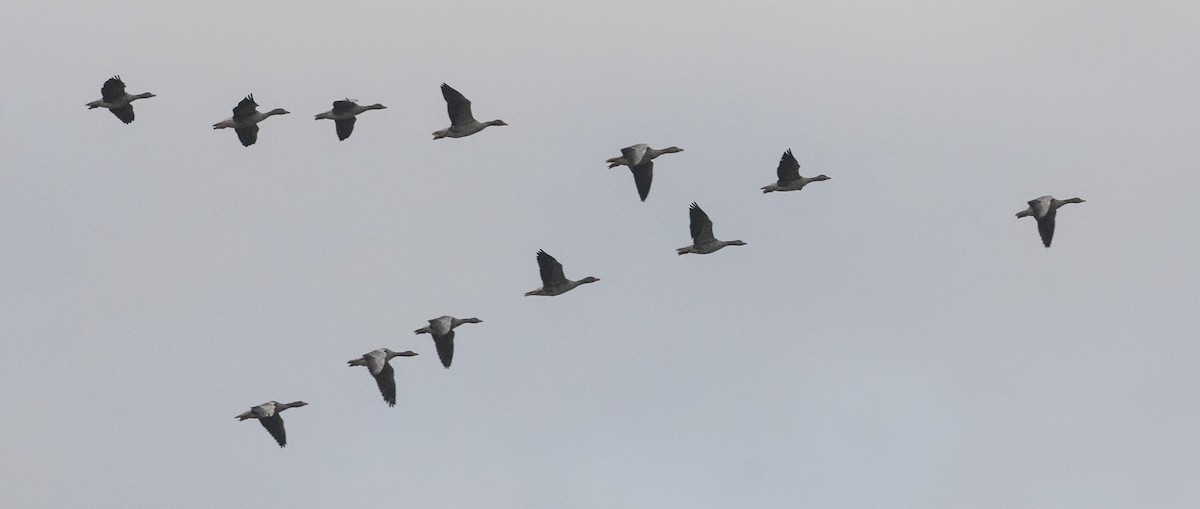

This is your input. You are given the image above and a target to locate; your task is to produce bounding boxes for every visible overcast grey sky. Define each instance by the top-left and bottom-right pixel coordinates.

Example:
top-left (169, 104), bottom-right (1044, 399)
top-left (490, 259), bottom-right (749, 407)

top-left (3, 0), bottom-right (1200, 507)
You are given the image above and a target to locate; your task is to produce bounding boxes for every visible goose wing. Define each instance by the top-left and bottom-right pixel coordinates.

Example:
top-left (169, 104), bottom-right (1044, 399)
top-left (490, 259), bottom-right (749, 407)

top-left (110, 104), bottom-right (135, 124)
top-left (373, 361), bottom-right (397, 406)
top-left (441, 84), bottom-right (475, 126)
top-left (1036, 209), bottom-right (1057, 247)
top-left (433, 330), bottom-right (455, 369)
top-left (536, 250), bottom-right (567, 287)
top-left (1028, 196), bottom-right (1053, 219)
top-left (620, 144), bottom-right (649, 165)
top-left (232, 95), bottom-right (258, 122)
top-left (235, 125), bottom-right (259, 146)
top-left (629, 161), bottom-right (654, 201)
top-left (331, 100), bottom-right (356, 115)
top-left (364, 350), bottom-right (387, 376)
top-left (259, 414), bottom-right (288, 447)
top-left (777, 149), bottom-right (801, 181)
top-left (689, 202), bottom-right (715, 244)
top-left (100, 76), bottom-right (126, 102)
top-left (335, 117), bottom-right (356, 140)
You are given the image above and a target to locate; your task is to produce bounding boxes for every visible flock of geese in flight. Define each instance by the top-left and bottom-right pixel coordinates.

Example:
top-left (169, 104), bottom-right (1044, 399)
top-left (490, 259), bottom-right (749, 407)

top-left (87, 75), bottom-right (1087, 447)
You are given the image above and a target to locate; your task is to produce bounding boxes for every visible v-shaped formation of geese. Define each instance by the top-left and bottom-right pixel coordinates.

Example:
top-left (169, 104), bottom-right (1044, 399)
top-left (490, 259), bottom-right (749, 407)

top-left (86, 76), bottom-right (155, 124)
top-left (606, 144), bottom-right (684, 201)
top-left (1016, 195), bottom-right (1086, 247)
top-left (315, 99), bottom-right (387, 141)
top-left (432, 83), bottom-right (507, 139)
top-left (83, 75), bottom-right (1090, 448)
top-left (414, 316), bottom-right (483, 369)
top-left (236, 400), bottom-right (308, 447)
top-left (348, 349), bottom-right (419, 407)
top-left (525, 250), bottom-right (600, 296)
top-left (212, 95), bottom-right (290, 146)
top-left (677, 202), bottom-right (747, 255)
top-left (762, 148), bottom-right (831, 193)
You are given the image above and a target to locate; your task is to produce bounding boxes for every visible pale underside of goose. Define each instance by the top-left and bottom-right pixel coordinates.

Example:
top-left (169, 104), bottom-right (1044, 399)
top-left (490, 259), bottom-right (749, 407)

top-left (236, 400), bottom-right (308, 447)
top-left (525, 250), bottom-right (599, 296)
top-left (677, 202), bottom-right (747, 255)
top-left (86, 76), bottom-right (155, 124)
top-left (605, 144), bottom-right (683, 201)
top-left (762, 149), bottom-right (830, 193)
top-left (315, 99), bottom-right (386, 141)
top-left (212, 94), bottom-right (290, 146)
top-left (414, 316), bottom-right (483, 368)
top-left (432, 83), bottom-right (507, 139)
top-left (1015, 195), bottom-right (1085, 247)
top-left (348, 349), bottom-right (417, 406)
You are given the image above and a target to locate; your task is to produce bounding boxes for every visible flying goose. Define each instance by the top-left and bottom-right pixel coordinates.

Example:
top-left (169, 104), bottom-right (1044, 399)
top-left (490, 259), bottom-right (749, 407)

top-left (213, 95), bottom-right (290, 146)
top-left (348, 349), bottom-right (418, 406)
top-left (761, 149), bottom-right (830, 193)
top-left (86, 76), bottom-right (155, 124)
top-left (677, 202), bottom-right (747, 255)
top-left (525, 250), bottom-right (599, 296)
top-left (432, 83), bottom-right (507, 139)
top-left (1016, 195), bottom-right (1085, 247)
top-left (414, 316), bottom-right (482, 369)
top-left (236, 400), bottom-right (308, 447)
top-left (315, 99), bottom-right (386, 141)
top-left (605, 144), bottom-right (684, 201)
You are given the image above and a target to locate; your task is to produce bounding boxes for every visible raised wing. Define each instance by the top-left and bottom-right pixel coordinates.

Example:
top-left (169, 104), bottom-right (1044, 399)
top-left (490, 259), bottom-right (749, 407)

top-left (441, 83), bottom-right (475, 126)
top-left (1027, 196), bottom-right (1052, 219)
top-left (777, 149), bottom-right (801, 181)
top-left (331, 100), bottom-right (356, 115)
top-left (232, 95), bottom-right (258, 122)
top-left (364, 350), bottom-right (387, 376)
top-left (689, 202), bottom-right (715, 244)
top-left (620, 144), bottom-right (649, 166)
top-left (101, 76), bottom-right (126, 102)
top-left (536, 250), bottom-right (567, 287)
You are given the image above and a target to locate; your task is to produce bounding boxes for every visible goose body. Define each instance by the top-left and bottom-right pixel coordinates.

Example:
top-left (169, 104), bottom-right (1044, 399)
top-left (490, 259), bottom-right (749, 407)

top-left (414, 316), bottom-right (482, 368)
top-left (86, 76), bottom-right (155, 124)
top-left (236, 400), bottom-right (308, 447)
top-left (432, 84), bottom-right (507, 139)
top-left (348, 349), bottom-right (417, 406)
top-left (525, 250), bottom-right (599, 296)
top-left (1015, 195), bottom-right (1085, 247)
top-left (315, 99), bottom-right (386, 140)
top-left (677, 202), bottom-right (746, 255)
top-left (761, 149), bottom-right (830, 193)
top-left (213, 95), bottom-right (290, 146)
top-left (605, 144), bottom-right (683, 201)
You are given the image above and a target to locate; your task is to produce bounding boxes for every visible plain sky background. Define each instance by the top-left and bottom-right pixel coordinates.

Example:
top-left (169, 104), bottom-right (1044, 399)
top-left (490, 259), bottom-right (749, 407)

top-left (3, 1), bottom-right (1200, 507)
